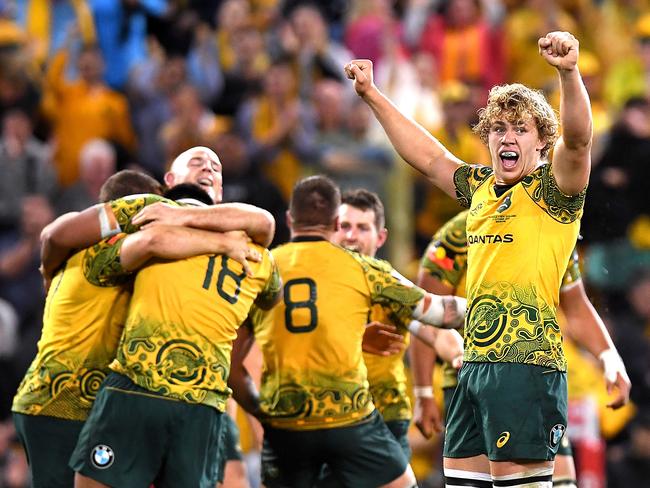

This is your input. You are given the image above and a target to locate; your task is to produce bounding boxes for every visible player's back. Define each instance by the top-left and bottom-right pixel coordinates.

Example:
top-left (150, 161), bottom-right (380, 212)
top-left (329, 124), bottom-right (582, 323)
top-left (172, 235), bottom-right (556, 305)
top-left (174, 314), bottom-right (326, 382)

top-left (111, 244), bottom-right (279, 412)
top-left (13, 241), bottom-right (130, 420)
top-left (254, 237), bottom-right (420, 430)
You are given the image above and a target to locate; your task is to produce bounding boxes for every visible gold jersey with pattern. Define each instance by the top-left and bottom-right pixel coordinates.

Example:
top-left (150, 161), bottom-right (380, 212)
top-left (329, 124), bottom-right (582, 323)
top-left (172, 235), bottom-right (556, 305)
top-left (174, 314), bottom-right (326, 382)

top-left (12, 236), bottom-right (132, 420)
top-left (251, 237), bottom-right (426, 431)
top-left (363, 304), bottom-right (411, 422)
top-left (11, 194), bottom-right (171, 420)
top-left (110, 246), bottom-right (281, 412)
top-left (453, 163), bottom-right (586, 371)
top-left (420, 210), bottom-right (469, 389)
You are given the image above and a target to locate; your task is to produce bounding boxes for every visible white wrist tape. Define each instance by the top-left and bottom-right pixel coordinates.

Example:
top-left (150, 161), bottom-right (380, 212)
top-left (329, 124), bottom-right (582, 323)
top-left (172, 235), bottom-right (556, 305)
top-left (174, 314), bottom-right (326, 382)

top-left (413, 386), bottom-right (434, 399)
top-left (408, 320), bottom-right (423, 337)
top-left (412, 294), bottom-right (444, 326)
top-left (599, 348), bottom-right (626, 383)
top-left (98, 203), bottom-right (122, 238)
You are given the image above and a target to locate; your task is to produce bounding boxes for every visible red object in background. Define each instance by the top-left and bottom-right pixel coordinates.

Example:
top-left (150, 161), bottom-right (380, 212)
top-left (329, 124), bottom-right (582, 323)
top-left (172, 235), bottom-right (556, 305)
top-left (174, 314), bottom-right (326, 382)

top-left (568, 398), bottom-right (606, 488)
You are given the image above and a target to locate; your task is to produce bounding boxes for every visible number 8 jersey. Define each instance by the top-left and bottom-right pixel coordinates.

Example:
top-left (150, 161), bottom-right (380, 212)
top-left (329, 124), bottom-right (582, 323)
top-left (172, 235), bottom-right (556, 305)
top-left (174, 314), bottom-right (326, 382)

top-left (250, 236), bottom-right (427, 430)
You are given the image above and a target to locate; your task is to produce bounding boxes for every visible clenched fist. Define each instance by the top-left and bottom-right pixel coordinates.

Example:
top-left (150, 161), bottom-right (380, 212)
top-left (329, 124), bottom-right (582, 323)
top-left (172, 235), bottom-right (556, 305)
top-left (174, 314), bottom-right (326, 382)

top-left (538, 31), bottom-right (579, 71)
top-left (344, 59), bottom-right (376, 97)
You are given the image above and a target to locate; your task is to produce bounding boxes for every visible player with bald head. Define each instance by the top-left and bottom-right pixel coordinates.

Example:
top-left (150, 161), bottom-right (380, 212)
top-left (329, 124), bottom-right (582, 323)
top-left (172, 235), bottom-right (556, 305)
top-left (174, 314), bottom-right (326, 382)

top-left (165, 146), bottom-right (224, 203)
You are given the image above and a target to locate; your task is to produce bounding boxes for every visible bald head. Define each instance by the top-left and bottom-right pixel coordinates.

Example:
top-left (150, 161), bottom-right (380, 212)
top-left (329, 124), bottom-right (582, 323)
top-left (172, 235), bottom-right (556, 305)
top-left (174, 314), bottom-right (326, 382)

top-left (164, 146), bottom-right (223, 203)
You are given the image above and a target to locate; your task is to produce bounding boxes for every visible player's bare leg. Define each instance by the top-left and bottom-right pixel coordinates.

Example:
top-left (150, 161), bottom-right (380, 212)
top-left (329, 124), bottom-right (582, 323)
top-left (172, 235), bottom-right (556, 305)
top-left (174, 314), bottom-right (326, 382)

top-left (491, 459), bottom-right (554, 487)
top-left (444, 455), bottom-right (491, 487)
top-left (552, 455), bottom-right (577, 487)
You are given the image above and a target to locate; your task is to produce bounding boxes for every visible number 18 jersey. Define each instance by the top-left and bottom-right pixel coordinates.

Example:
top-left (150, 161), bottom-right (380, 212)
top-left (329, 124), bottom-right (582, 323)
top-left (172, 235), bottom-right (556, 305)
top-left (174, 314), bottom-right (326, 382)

top-left (110, 247), bottom-right (280, 412)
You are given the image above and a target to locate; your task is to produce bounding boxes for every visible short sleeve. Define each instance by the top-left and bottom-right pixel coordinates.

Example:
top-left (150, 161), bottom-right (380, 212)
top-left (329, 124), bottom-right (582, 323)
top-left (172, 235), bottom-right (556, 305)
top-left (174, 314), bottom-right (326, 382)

top-left (109, 194), bottom-right (176, 234)
top-left (420, 211), bottom-right (468, 289)
top-left (83, 234), bottom-right (131, 287)
top-left (453, 164), bottom-right (493, 208)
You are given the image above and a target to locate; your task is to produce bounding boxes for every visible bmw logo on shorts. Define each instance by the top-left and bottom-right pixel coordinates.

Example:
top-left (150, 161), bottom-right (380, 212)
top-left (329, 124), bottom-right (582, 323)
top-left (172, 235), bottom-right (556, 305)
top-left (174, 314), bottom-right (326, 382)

top-left (91, 444), bottom-right (115, 469)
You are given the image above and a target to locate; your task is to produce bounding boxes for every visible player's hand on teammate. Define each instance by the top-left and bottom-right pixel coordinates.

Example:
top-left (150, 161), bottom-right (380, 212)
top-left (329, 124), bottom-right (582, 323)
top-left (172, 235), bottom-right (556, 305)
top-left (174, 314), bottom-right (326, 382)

top-left (362, 322), bottom-right (405, 357)
top-left (442, 297), bottom-right (466, 329)
top-left (222, 231), bottom-right (261, 277)
top-left (344, 60), bottom-right (376, 97)
top-left (538, 31), bottom-right (579, 71)
top-left (132, 202), bottom-right (183, 229)
top-left (414, 396), bottom-right (443, 438)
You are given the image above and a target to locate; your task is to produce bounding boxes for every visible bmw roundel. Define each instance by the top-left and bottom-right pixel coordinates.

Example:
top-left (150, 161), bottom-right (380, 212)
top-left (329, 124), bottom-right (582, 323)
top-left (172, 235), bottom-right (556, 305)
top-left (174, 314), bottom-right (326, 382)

top-left (91, 444), bottom-right (115, 469)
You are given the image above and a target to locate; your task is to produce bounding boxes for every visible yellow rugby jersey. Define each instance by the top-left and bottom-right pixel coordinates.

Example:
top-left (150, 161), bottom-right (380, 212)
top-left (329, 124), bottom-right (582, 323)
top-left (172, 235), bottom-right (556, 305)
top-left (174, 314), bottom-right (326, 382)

top-left (363, 304), bottom-right (411, 422)
top-left (252, 236), bottom-right (426, 430)
top-left (421, 210), bottom-right (469, 389)
top-left (454, 163), bottom-right (586, 371)
top-left (110, 247), bottom-right (280, 412)
top-left (12, 236), bottom-right (132, 420)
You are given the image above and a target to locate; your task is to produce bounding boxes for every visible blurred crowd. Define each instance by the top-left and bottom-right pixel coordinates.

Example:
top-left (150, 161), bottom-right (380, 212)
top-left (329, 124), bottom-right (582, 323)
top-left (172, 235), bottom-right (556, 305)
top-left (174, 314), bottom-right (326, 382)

top-left (0, 0), bottom-right (649, 486)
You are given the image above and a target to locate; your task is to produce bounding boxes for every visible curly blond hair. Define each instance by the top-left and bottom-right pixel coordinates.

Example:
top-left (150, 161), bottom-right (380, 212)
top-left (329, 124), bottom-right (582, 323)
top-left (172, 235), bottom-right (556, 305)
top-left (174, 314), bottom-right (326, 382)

top-left (473, 83), bottom-right (559, 159)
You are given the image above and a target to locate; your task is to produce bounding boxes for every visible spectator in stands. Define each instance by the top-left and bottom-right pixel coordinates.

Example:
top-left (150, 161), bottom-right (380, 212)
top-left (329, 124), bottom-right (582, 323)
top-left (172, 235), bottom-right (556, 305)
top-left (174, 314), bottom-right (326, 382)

top-left (0, 108), bottom-right (56, 231)
top-left (15, 0), bottom-right (96, 66)
top-left (56, 138), bottom-right (116, 215)
top-left (236, 58), bottom-right (317, 201)
top-left (159, 84), bottom-right (231, 166)
top-left (278, 3), bottom-right (352, 100)
top-left (311, 79), bottom-right (392, 201)
top-left (215, 130), bottom-right (289, 247)
top-left (403, 0), bottom-right (506, 92)
top-left (41, 43), bottom-right (135, 188)
top-left (87, 0), bottom-right (169, 90)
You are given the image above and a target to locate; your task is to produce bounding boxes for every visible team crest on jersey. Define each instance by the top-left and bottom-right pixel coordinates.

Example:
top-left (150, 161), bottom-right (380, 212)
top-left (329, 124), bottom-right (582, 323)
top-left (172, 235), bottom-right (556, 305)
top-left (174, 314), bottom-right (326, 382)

top-left (549, 424), bottom-right (566, 447)
top-left (91, 444), bottom-right (115, 469)
top-left (497, 194), bottom-right (512, 213)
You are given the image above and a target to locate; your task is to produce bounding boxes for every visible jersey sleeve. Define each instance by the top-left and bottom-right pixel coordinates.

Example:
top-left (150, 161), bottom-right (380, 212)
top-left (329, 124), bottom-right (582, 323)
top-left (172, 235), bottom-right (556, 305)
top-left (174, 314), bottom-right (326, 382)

top-left (521, 164), bottom-right (587, 224)
top-left (420, 211), bottom-right (468, 288)
top-left (82, 234), bottom-right (131, 287)
top-left (560, 246), bottom-right (582, 289)
top-left (348, 251), bottom-right (426, 329)
top-left (453, 164), bottom-right (493, 208)
top-left (109, 194), bottom-right (176, 234)
top-left (255, 252), bottom-right (283, 309)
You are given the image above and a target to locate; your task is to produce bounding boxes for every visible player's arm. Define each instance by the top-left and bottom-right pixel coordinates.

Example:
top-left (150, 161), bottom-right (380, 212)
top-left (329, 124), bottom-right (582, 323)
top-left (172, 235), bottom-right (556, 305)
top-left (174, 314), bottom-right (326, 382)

top-left (409, 271), bottom-right (456, 438)
top-left (228, 321), bottom-right (262, 418)
top-left (253, 259), bottom-right (283, 310)
top-left (40, 205), bottom-right (116, 280)
top-left (560, 280), bottom-right (631, 409)
top-left (131, 202), bottom-right (276, 247)
top-left (540, 31), bottom-right (592, 195)
top-left (344, 60), bottom-right (462, 197)
top-left (120, 226), bottom-right (261, 275)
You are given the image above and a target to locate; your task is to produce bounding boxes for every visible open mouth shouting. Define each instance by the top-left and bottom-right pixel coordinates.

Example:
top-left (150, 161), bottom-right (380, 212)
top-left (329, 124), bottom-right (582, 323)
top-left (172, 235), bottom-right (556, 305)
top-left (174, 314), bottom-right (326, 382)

top-left (499, 151), bottom-right (519, 170)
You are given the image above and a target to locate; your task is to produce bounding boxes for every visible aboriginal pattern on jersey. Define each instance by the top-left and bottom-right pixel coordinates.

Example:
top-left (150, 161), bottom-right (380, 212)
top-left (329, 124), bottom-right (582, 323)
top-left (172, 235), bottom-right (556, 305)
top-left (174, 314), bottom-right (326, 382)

top-left (12, 244), bottom-right (129, 421)
top-left (109, 194), bottom-right (174, 234)
top-left (464, 281), bottom-right (566, 371)
top-left (521, 164), bottom-right (586, 223)
top-left (454, 165), bottom-right (493, 208)
top-left (111, 315), bottom-right (231, 411)
top-left (421, 210), bottom-right (469, 288)
top-left (347, 251), bottom-right (425, 328)
top-left (83, 234), bottom-right (130, 287)
top-left (257, 256), bottom-right (282, 307)
top-left (259, 372), bottom-right (372, 427)
top-left (364, 305), bottom-right (411, 422)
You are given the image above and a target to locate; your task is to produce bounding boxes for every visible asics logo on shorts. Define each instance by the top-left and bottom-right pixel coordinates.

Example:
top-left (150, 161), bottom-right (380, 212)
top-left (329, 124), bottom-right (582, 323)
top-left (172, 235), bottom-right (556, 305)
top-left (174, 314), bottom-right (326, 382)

top-left (91, 444), bottom-right (115, 469)
top-left (496, 431), bottom-right (510, 448)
